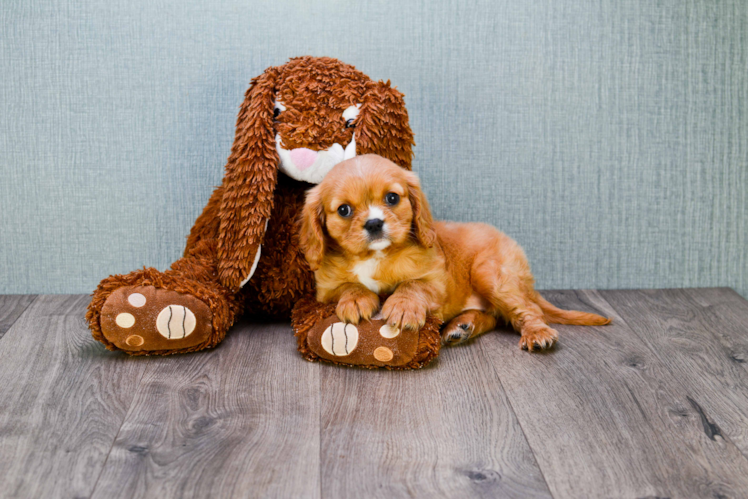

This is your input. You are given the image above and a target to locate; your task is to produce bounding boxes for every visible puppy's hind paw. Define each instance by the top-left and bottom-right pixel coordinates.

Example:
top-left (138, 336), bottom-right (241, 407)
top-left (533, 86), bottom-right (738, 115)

top-left (441, 321), bottom-right (474, 346)
top-left (519, 326), bottom-right (558, 352)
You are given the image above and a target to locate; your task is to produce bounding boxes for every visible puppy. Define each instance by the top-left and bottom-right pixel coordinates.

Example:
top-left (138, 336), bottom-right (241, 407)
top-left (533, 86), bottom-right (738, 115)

top-left (299, 154), bottom-right (610, 351)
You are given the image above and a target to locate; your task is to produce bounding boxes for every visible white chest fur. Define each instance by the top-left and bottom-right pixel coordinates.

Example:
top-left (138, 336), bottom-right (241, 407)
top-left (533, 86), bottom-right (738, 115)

top-left (353, 251), bottom-right (384, 293)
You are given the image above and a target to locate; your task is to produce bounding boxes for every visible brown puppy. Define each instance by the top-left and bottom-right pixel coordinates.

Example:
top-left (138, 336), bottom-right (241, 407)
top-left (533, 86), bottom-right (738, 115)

top-left (299, 155), bottom-right (611, 351)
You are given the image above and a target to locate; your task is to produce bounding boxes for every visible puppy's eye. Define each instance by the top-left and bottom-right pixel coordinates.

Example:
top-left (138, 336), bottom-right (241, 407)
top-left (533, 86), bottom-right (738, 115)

top-left (345, 118), bottom-right (355, 129)
top-left (385, 192), bottom-right (400, 206)
top-left (337, 204), bottom-right (353, 218)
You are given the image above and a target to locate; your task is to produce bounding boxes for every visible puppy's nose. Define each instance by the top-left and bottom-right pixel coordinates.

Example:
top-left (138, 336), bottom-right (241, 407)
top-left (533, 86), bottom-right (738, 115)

top-left (364, 218), bottom-right (384, 234)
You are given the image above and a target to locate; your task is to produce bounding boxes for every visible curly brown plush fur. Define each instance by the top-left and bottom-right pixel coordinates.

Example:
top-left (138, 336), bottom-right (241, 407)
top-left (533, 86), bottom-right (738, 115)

top-left (86, 56), bottom-right (439, 368)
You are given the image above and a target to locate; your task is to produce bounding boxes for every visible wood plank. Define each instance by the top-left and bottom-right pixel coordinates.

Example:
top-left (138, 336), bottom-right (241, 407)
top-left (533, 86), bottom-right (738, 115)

top-left (683, 287), bottom-right (748, 367)
top-left (92, 321), bottom-right (321, 499)
top-left (0, 294), bottom-right (36, 336)
top-left (0, 294), bottom-right (147, 498)
top-left (481, 289), bottom-right (748, 498)
top-left (600, 288), bottom-right (748, 461)
top-left (319, 339), bottom-right (551, 498)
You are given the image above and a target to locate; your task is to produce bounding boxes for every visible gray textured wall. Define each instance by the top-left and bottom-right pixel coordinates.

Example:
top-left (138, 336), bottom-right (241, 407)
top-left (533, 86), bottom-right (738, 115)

top-left (1, 0), bottom-right (746, 297)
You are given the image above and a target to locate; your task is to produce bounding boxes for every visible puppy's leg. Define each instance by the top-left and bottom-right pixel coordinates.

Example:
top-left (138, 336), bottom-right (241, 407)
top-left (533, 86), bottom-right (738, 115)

top-left (332, 283), bottom-right (380, 325)
top-left (492, 289), bottom-right (557, 351)
top-left (442, 310), bottom-right (497, 346)
top-left (511, 305), bottom-right (559, 352)
top-left (472, 248), bottom-right (558, 352)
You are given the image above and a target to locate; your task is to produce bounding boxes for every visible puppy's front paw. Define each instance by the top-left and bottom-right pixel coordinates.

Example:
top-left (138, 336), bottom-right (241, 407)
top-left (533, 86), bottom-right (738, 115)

top-left (519, 326), bottom-right (558, 352)
top-left (382, 295), bottom-right (427, 331)
top-left (336, 291), bottom-right (380, 325)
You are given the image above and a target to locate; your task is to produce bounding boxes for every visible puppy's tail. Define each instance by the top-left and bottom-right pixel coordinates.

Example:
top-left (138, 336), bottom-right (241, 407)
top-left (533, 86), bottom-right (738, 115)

top-left (535, 293), bottom-right (612, 326)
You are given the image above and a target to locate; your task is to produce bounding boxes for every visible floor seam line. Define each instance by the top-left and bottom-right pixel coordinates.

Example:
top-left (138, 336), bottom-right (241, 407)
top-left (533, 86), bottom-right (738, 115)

top-left (0, 294), bottom-right (39, 339)
top-left (479, 336), bottom-right (556, 498)
top-left (317, 363), bottom-right (323, 499)
top-left (682, 288), bottom-right (748, 384)
top-left (89, 361), bottom-right (150, 497)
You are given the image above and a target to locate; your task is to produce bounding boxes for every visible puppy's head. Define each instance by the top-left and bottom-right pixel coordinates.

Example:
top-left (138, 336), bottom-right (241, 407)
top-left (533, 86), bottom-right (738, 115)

top-left (300, 155), bottom-right (436, 270)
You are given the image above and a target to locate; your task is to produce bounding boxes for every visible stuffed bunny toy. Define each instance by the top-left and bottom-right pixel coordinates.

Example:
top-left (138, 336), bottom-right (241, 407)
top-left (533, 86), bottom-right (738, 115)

top-left (86, 56), bottom-right (441, 369)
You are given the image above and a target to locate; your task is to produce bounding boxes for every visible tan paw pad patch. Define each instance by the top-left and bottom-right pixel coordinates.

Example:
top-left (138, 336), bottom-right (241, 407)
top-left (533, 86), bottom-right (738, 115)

top-left (127, 293), bottom-right (146, 307)
top-left (321, 323), bottom-right (359, 356)
top-left (379, 324), bottom-right (400, 338)
top-left (126, 335), bottom-right (144, 347)
top-left (373, 346), bottom-right (393, 362)
top-left (156, 305), bottom-right (196, 340)
top-left (115, 313), bottom-right (135, 328)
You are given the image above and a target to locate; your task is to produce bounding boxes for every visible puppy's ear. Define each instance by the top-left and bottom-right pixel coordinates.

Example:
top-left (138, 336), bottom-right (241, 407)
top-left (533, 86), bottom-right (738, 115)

top-left (357, 80), bottom-right (415, 170)
top-left (217, 65), bottom-right (280, 290)
top-left (404, 171), bottom-right (437, 248)
top-left (299, 185), bottom-right (326, 271)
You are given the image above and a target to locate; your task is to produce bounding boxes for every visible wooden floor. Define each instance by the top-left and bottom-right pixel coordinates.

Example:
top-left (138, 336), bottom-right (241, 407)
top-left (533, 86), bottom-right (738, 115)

top-left (1, 289), bottom-right (748, 498)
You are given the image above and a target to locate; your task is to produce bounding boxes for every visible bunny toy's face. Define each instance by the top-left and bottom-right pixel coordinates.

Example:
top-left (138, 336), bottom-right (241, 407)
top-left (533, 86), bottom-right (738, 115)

top-left (273, 79), bottom-right (366, 184)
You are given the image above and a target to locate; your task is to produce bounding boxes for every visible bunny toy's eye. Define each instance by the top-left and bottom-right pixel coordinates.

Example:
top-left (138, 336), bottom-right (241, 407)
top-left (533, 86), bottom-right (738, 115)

top-left (337, 204), bottom-right (353, 218)
top-left (273, 101), bottom-right (286, 121)
top-left (342, 104), bottom-right (361, 130)
top-left (385, 192), bottom-right (400, 206)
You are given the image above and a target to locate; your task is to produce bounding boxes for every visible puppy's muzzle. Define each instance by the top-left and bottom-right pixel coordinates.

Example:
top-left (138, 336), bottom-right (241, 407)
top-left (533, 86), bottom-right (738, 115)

top-left (364, 218), bottom-right (384, 237)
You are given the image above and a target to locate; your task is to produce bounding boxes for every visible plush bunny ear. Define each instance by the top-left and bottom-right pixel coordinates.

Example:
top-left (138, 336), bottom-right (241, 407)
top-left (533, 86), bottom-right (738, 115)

top-left (298, 185), bottom-right (326, 271)
top-left (356, 80), bottom-right (415, 170)
top-left (217, 66), bottom-right (280, 290)
top-left (404, 171), bottom-right (437, 248)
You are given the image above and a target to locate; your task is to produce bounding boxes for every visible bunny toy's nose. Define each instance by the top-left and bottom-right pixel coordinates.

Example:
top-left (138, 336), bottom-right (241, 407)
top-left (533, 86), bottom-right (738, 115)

top-left (289, 148), bottom-right (318, 170)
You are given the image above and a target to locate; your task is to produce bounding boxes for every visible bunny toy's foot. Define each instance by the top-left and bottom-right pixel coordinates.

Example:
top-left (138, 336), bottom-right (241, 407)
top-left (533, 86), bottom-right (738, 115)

top-left (292, 299), bottom-right (442, 369)
top-left (98, 285), bottom-right (214, 354)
